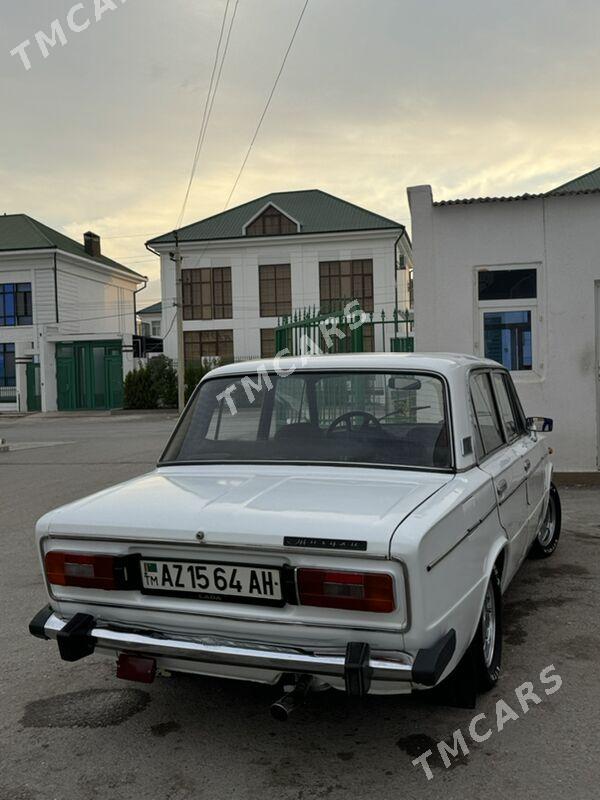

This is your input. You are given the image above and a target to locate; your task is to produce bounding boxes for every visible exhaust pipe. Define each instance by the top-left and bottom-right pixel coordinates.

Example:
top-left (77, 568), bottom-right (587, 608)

top-left (270, 675), bottom-right (313, 721)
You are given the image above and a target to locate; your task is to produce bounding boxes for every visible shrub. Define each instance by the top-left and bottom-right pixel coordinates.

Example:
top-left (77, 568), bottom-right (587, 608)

top-left (147, 355), bottom-right (178, 408)
top-left (124, 355), bottom-right (178, 409)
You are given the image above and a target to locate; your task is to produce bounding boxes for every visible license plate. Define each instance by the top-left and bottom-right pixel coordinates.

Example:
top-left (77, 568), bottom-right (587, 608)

top-left (140, 559), bottom-right (283, 604)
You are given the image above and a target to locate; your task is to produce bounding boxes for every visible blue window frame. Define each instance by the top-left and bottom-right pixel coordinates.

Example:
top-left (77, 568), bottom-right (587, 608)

top-left (483, 310), bottom-right (532, 371)
top-left (0, 283), bottom-right (32, 326)
top-left (0, 343), bottom-right (16, 387)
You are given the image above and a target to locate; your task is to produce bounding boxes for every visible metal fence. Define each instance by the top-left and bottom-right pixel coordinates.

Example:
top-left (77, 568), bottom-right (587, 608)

top-left (275, 305), bottom-right (414, 357)
top-left (0, 386), bottom-right (18, 405)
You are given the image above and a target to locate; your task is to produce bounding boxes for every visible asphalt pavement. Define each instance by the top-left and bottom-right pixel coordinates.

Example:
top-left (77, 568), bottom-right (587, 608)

top-left (0, 413), bottom-right (598, 800)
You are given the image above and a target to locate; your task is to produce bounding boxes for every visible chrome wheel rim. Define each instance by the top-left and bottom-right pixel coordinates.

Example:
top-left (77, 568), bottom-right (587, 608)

top-left (481, 582), bottom-right (496, 669)
top-left (538, 494), bottom-right (556, 548)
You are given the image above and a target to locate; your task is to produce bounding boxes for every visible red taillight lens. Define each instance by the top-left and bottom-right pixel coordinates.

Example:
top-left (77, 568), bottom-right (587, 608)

top-left (297, 569), bottom-right (395, 613)
top-left (45, 552), bottom-right (120, 590)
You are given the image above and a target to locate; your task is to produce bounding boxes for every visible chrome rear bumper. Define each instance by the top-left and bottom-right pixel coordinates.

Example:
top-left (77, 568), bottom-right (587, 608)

top-left (29, 606), bottom-right (456, 690)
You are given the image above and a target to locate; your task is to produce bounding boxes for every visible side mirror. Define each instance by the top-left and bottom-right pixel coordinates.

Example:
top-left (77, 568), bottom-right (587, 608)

top-left (526, 416), bottom-right (553, 433)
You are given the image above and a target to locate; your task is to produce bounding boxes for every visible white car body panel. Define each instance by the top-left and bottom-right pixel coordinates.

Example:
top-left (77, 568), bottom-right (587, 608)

top-left (32, 353), bottom-right (553, 695)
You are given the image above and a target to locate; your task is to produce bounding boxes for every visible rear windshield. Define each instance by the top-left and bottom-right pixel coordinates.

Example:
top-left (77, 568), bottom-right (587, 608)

top-left (161, 370), bottom-right (452, 470)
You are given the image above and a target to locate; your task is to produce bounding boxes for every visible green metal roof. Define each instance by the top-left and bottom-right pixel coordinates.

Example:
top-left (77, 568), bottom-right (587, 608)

top-left (138, 301), bottom-right (162, 315)
top-left (0, 214), bottom-right (144, 279)
top-left (551, 166), bottom-right (600, 193)
top-left (148, 189), bottom-right (404, 245)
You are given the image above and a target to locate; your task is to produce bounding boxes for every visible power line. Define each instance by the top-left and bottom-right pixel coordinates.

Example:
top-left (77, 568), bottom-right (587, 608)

top-left (223, 0), bottom-right (310, 210)
top-left (176, 0), bottom-right (310, 275)
top-left (176, 0), bottom-right (239, 230)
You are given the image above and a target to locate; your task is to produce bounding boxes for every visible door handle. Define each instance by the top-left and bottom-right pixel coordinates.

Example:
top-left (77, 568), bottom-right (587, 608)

top-left (497, 479), bottom-right (508, 496)
top-left (524, 459), bottom-right (531, 473)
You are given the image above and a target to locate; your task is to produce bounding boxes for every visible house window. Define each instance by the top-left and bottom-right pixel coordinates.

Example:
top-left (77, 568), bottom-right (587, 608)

top-left (182, 268), bottom-right (232, 320)
top-left (0, 283), bottom-right (32, 326)
top-left (477, 267), bottom-right (537, 372)
top-left (246, 206), bottom-right (297, 237)
top-left (151, 320), bottom-right (161, 337)
top-left (319, 260), bottom-right (374, 313)
top-left (260, 328), bottom-right (276, 358)
top-left (319, 260), bottom-right (374, 351)
top-left (184, 330), bottom-right (233, 364)
top-left (259, 264), bottom-right (291, 317)
top-left (478, 269), bottom-right (536, 301)
top-left (483, 311), bottom-right (532, 371)
top-left (0, 343), bottom-right (16, 387)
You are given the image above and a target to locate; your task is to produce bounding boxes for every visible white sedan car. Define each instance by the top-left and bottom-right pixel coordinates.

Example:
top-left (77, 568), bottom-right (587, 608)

top-left (30, 354), bottom-right (560, 717)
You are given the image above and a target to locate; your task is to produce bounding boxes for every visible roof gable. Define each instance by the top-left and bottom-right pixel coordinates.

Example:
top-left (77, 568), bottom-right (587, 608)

top-left (148, 189), bottom-right (404, 245)
top-left (243, 203), bottom-right (300, 236)
top-left (551, 165), bottom-right (600, 193)
top-left (138, 301), bottom-right (162, 315)
top-left (0, 214), bottom-right (144, 279)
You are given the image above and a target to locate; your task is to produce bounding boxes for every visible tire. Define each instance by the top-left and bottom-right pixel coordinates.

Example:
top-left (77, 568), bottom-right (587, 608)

top-left (439, 567), bottom-right (502, 707)
top-left (471, 566), bottom-right (503, 692)
top-left (529, 483), bottom-right (561, 559)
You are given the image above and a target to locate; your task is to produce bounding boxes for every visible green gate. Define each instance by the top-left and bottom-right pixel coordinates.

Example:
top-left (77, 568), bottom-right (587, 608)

top-left (26, 363), bottom-right (41, 412)
top-left (56, 341), bottom-right (123, 411)
top-left (275, 305), bottom-right (414, 357)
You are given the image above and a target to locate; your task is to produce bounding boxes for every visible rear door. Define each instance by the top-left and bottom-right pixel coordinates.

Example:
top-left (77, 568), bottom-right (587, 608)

top-left (497, 371), bottom-right (548, 540)
top-left (470, 370), bottom-right (528, 586)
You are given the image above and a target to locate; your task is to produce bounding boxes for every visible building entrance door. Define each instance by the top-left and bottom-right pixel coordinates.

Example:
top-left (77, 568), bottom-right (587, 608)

top-left (26, 363), bottom-right (41, 412)
top-left (56, 341), bottom-right (123, 411)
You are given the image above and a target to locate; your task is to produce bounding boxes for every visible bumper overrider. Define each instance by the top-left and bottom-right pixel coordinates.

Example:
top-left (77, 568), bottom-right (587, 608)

top-left (29, 605), bottom-right (456, 695)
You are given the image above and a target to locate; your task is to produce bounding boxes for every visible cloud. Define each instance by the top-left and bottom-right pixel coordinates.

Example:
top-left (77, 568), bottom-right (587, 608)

top-left (1, 0), bottom-right (599, 291)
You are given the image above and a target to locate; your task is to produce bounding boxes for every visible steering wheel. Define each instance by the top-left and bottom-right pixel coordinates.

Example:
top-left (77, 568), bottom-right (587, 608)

top-left (326, 411), bottom-right (384, 437)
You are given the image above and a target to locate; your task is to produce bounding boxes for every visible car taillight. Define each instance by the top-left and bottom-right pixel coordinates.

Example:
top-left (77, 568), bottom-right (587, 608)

top-left (44, 552), bottom-right (136, 590)
top-left (296, 568), bottom-right (395, 613)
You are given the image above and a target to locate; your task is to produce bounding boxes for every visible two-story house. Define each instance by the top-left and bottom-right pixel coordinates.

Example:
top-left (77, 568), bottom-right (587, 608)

top-left (146, 189), bottom-right (412, 365)
top-left (0, 214), bottom-right (145, 413)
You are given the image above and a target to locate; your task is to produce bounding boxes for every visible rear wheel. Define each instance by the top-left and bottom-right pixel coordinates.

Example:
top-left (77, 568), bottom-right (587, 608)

top-left (529, 483), bottom-right (561, 559)
top-left (442, 566), bottom-right (502, 706)
top-left (472, 567), bottom-right (502, 691)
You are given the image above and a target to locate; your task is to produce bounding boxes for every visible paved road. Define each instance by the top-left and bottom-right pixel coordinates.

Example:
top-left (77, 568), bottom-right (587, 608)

top-left (0, 414), bottom-right (598, 800)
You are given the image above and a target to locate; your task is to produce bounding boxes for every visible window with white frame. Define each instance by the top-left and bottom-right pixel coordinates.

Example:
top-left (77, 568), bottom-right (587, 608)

top-left (477, 267), bottom-right (537, 371)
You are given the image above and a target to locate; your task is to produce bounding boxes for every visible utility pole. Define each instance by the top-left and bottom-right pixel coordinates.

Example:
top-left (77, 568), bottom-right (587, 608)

top-left (170, 231), bottom-right (185, 414)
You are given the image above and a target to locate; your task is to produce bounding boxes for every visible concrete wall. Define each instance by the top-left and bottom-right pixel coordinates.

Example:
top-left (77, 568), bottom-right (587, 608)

top-left (159, 231), bottom-right (411, 364)
top-left (408, 185), bottom-right (600, 472)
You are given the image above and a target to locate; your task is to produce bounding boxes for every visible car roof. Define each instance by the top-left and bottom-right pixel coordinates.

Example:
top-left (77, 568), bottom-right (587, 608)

top-left (209, 352), bottom-right (502, 378)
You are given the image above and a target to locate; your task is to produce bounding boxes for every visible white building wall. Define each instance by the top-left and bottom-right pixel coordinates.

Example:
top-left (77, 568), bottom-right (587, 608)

top-left (408, 184), bottom-right (600, 472)
top-left (159, 231), bottom-right (406, 365)
top-left (0, 251), bottom-right (141, 413)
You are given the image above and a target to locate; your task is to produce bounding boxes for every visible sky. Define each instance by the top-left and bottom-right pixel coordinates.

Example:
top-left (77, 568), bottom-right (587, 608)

top-left (2, 0), bottom-right (599, 303)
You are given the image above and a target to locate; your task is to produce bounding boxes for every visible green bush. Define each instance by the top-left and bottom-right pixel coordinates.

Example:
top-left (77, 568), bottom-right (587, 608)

top-left (124, 355), bottom-right (178, 409)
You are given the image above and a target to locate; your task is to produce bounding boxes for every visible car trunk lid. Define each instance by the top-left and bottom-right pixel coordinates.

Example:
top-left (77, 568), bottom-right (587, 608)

top-left (44, 464), bottom-right (453, 558)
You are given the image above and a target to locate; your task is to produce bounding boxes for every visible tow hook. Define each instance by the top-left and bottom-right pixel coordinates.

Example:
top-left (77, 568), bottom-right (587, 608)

top-left (270, 675), bottom-right (313, 721)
